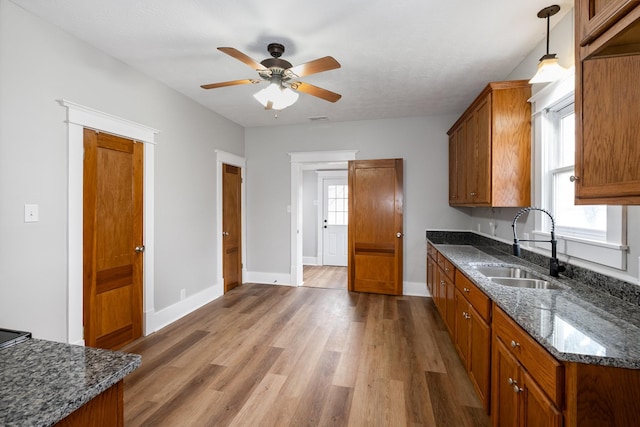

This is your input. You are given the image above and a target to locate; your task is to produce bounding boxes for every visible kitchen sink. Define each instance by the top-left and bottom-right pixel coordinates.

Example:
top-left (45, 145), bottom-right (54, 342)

top-left (472, 265), bottom-right (566, 290)
top-left (489, 277), bottom-right (562, 290)
top-left (473, 266), bottom-right (543, 280)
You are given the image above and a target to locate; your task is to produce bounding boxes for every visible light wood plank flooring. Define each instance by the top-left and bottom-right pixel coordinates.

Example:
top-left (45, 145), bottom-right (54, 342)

top-left (121, 284), bottom-right (490, 426)
top-left (303, 265), bottom-right (347, 289)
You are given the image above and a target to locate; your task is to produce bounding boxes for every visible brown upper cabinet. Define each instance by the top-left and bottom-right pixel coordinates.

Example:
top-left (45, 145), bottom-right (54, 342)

top-left (575, 1), bottom-right (640, 204)
top-left (447, 81), bottom-right (532, 207)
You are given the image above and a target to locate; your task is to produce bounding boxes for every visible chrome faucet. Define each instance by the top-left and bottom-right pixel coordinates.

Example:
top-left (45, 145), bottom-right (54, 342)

top-left (511, 207), bottom-right (565, 277)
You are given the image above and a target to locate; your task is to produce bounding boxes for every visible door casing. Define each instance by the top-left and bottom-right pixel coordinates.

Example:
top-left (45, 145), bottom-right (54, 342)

top-left (61, 100), bottom-right (157, 345)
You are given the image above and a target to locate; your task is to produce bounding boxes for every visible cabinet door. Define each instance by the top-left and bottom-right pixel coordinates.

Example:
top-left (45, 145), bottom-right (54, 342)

top-left (449, 133), bottom-right (459, 204)
top-left (469, 306), bottom-right (491, 412)
top-left (521, 370), bottom-right (563, 427)
top-left (492, 338), bottom-right (520, 427)
top-left (474, 95), bottom-right (492, 205)
top-left (577, 55), bottom-right (640, 203)
top-left (427, 255), bottom-right (436, 297)
top-left (454, 289), bottom-right (470, 366)
top-left (464, 111), bottom-right (478, 204)
top-left (578, 0), bottom-right (640, 46)
top-left (445, 277), bottom-right (456, 334)
top-left (435, 268), bottom-right (447, 316)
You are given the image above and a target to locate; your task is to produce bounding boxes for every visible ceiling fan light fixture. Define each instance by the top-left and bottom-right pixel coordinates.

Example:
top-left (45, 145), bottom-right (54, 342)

top-left (529, 5), bottom-right (567, 84)
top-left (253, 82), bottom-right (299, 110)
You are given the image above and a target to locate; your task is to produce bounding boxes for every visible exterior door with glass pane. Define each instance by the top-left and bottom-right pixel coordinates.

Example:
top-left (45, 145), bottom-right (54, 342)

top-left (323, 178), bottom-right (348, 266)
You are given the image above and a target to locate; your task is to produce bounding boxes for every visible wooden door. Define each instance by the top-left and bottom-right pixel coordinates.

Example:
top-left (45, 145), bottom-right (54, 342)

top-left (492, 338), bottom-right (521, 427)
top-left (522, 370), bottom-right (563, 427)
top-left (474, 95), bottom-right (492, 205)
top-left (223, 163), bottom-right (242, 293)
top-left (469, 306), bottom-right (491, 412)
top-left (83, 130), bottom-right (143, 350)
top-left (454, 289), bottom-right (470, 366)
top-left (577, 56), bottom-right (640, 203)
top-left (348, 159), bottom-right (403, 295)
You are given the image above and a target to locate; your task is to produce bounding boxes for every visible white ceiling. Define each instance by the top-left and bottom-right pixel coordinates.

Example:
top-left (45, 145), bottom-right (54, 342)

top-left (10, 0), bottom-right (573, 128)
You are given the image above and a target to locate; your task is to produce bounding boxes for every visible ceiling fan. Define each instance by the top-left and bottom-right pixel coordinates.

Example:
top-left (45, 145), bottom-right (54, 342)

top-left (200, 43), bottom-right (342, 110)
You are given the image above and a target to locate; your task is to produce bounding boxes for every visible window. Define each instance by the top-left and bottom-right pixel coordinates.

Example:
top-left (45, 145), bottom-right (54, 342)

top-left (326, 184), bottom-right (348, 225)
top-left (530, 69), bottom-right (627, 270)
top-left (545, 101), bottom-right (607, 241)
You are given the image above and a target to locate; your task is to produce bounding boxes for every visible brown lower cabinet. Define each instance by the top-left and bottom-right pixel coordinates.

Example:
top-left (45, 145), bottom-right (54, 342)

top-left (428, 246), bottom-right (640, 427)
top-left (492, 307), bottom-right (563, 427)
top-left (454, 271), bottom-right (491, 412)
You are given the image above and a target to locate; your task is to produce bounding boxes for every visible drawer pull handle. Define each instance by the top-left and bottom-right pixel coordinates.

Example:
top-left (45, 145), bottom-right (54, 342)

top-left (513, 384), bottom-right (523, 393)
top-left (510, 340), bottom-right (520, 349)
top-left (463, 287), bottom-right (470, 293)
top-left (508, 377), bottom-right (515, 385)
top-left (440, 280), bottom-right (446, 286)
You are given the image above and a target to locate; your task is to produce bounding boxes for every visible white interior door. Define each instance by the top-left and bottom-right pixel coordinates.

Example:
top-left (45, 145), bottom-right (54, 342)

top-left (322, 178), bottom-right (348, 266)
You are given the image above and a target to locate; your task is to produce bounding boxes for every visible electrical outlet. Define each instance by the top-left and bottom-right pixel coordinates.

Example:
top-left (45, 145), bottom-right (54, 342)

top-left (180, 289), bottom-right (186, 300)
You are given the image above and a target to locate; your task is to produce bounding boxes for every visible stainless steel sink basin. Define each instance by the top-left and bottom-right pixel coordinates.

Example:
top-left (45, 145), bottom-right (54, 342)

top-left (489, 277), bottom-right (562, 290)
top-left (473, 266), bottom-right (544, 280)
top-left (472, 265), bottom-right (566, 290)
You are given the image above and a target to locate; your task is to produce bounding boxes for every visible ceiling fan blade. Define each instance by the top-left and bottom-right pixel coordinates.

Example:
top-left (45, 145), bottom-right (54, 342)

top-left (200, 79), bottom-right (260, 89)
top-left (287, 56), bottom-right (341, 78)
top-left (291, 82), bottom-right (342, 103)
top-left (217, 47), bottom-right (267, 71)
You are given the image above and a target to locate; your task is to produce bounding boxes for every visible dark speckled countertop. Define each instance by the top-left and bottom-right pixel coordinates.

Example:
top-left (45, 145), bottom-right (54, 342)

top-left (431, 242), bottom-right (640, 369)
top-left (0, 339), bottom-right (141, 426)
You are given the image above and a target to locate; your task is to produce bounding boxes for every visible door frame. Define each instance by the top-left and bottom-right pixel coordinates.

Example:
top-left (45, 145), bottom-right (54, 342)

top-left (316, 170), bottom-right (348, 266)
top-left (289, 150), bottom-right (357, 286)
top-left (60, 100), bottom-right (158, 345)
top-left (215, 150), bottom-right (247, 291)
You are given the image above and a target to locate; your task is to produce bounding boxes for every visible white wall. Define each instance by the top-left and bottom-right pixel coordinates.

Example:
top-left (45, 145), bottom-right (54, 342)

top-left (469, 8), bottom-right (640, 283)
top-left (0, 1), bottom-right (244, 341)
top-left (244, 116), bottom-right (470, 289)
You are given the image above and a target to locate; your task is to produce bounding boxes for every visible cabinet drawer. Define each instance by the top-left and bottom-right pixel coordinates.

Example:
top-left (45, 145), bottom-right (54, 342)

top-left (436, 253), bottom-right (455, 280)
top-left (455, 270), bottom-right (491, 322)
top-left (493, 305), bottom-right (564, 407)
top-left (427, 243), bottom-right (437, 260)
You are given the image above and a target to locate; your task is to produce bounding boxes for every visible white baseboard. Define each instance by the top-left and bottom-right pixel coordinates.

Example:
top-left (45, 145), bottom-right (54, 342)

top-left (303, 256), bottom-right (319, 265)
top-left (145, 282), bottom-right (223, 334)
top-left (403, 281), bottom-right (428, 297)
top-left (245, 271), bottom-right (294, 286)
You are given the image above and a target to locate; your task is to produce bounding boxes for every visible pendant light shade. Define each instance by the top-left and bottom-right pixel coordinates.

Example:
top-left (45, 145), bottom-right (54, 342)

top-left (529, 5), bottom-right (567, 84)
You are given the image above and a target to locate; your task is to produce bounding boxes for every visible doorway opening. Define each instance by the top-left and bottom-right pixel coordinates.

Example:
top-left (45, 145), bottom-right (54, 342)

top-left (289, 150), bottom-right (357, 288)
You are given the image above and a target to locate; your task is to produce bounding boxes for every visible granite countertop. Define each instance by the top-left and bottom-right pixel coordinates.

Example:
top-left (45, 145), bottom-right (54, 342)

top-left (0, 339), bottom-right (141, 426)
top-left (431, 242), bottom-right (640, 369)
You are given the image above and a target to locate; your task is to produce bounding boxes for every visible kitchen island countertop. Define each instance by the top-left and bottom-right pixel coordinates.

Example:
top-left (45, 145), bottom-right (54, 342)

top-left (0, 338), bottom-right (140, 426)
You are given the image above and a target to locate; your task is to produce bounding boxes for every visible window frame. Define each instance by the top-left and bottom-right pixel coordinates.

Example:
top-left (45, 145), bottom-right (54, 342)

top-left (530, 69), bottom-right (628, 270)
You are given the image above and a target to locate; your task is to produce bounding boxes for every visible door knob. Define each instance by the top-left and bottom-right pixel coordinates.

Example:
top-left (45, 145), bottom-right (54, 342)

top-left (135, 245), bottom-right (145, 253)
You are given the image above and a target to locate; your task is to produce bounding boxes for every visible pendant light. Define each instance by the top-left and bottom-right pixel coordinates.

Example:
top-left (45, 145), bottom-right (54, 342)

top-left (529, 5), bottom-right (567, 84)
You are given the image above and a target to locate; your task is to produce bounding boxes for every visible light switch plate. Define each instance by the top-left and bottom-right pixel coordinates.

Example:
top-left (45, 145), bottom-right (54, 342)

top-left (24, 204), bottom-right (39, 222)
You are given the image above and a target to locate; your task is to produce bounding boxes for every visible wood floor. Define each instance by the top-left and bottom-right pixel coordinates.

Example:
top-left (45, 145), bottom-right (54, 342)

top-left (303, 265), bottom-right (347, 289)
top-left (121, 284), bottom-right (491, 426)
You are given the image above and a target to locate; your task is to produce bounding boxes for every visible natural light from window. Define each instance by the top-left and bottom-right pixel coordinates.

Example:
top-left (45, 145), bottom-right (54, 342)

top-left (327, 184), bottom-right (348, 225)
top-left (546, 102), bottom-right (606, 241)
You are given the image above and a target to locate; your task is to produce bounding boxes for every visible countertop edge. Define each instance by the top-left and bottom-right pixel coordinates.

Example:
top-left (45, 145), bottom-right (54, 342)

top-left (429, 240), bottom-right (640, 370)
